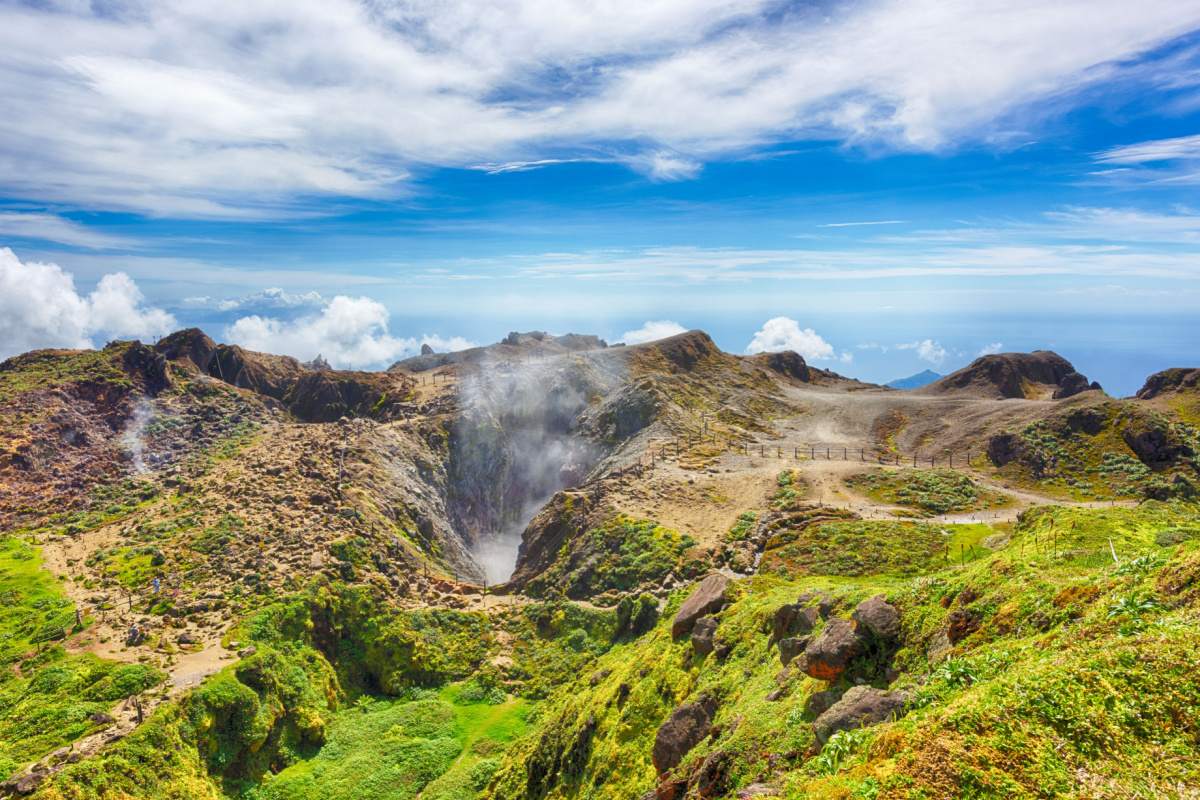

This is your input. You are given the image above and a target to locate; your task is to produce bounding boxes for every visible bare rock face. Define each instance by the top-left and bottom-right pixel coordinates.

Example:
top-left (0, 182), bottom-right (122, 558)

top-left (1136, 367), bottom-right (1200, 399)
top-left (672, 574), bottom-right (730, 637)
top-left (1052, 371), bottom-right (1094, 399)
top-left (799, 618), bottom-right (865, 682)
top-left (652, 692), bottom-right (719, 776)
top-left (806, 689), bottom-right (843, 717)
top-left (923, 350), bottom-right (1083, 400)
top-left (750, 350), bottom-right (811, 382)
top-left (770, 604), bottom-right (819, 644)
top-left (851, 595), bottom-right (901, 642)
top-left (778, 636), bottom-right (809, 668)
top-left (812, 686), bottom-right (910, 745)
top-left (691, 616), bottom-right (719, 656)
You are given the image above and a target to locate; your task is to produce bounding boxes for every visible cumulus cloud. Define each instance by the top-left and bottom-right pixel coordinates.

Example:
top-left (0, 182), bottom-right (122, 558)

top-left (224, 296), bottom-right (475, 369)
top-left (977, 342), bottom-right (1004, 356)
top-left (0, 0), bottom-right (1197, 214)
top-left (620, 319), bottom-right (688, 344)
top-left (745, 317), bottom-right (835, 360)
top-left (0, 247), bottom-right (176, 359)
top-left (897, 339), bottom-right (949, 366)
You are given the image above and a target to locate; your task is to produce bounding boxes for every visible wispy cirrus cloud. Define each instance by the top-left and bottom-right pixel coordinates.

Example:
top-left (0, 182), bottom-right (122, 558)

top-left (1, 0), bottom-right (1199, 215)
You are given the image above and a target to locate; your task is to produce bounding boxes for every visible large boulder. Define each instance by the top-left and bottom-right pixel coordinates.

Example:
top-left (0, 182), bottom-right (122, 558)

top-left (800, 618), bottom-right (865, 682)
top-left (652, 693), bottom-right (719, 776)
top-left (770, 604), bottom-right (819, 644)
top-left (691, 617), bottom-right (719, 656)
top-left (851, 595), bottom-right (901, 642)
top-left (812, 686), bottom-right (910, 744)
top-left (672, 575), bottom-right (730, 637)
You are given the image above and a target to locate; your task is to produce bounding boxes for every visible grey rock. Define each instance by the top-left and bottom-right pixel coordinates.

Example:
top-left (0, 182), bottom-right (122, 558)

top-left (651, 692), bottom-right (719, 775)
top-left (90, 712), bottom-right (116, 725)
top-left (779, 636), bottom-right (809, 668)
top-left (671, 574), bottom-right (729, 637)
top-left (801, 618), bottom-right (865, 682)
top-left (813, 686), bottom-right (910, 744)
top-left (806, 689), bottom-right (843, 716)
top-left (851, 595), bottom-right (901, 642)
top-left (15, 772), bottom-right (43, 795)
top-left (237, 645), bottom-right (258, 658)
top-left (770, 604), bottom-right (819, 643)
top-left (691, 616), bottom-right (719, 656)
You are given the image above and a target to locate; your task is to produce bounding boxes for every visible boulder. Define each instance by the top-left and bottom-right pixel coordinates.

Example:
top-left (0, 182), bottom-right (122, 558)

top-left (1052, 371), bottom-right (1091, 399)
top-left (770, 604), bottom-right (819, 644)
top-left (779, 636), bottom-right (809, 668)
top-left (652, 692), bottom-right (719, 776)
top-left (177, 632), bottom-right (197, 645)
top-left (671, 575), bottom-right (729, 637)
top-left (851, 595), bottom-right (901, 642)
top-left (736, 784), bottom-right (781, 798)
top-left (812, 686), bottom-right (911, 744)
top-left (800, 618), bottom-right (864, 682)
top-left (237, 645), bottom-right (258, 658)
top-left (15, 772), bottom-right (43, 795)
top-left (691, 617), bottom-right (719, 656)
top-left (806, 689), bottom-right (843, 717)
top-left (90, 711), bottom-right (116, 725)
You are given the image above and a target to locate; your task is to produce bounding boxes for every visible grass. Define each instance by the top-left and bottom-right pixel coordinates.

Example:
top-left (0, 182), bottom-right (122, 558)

top-left (845, 468), bottom-right (1015, 516)
top-left (0, 535), bottom-right (80, 663)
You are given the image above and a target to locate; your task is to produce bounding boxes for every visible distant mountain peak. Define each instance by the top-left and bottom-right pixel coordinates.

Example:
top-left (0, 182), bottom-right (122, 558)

top-left (886, 369), bottom-right (943, 390)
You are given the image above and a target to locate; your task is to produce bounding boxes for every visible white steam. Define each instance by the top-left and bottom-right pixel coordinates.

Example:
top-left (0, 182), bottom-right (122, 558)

top-left (120, 398), bottom-right (154, 475)
top-left (452, 354), bottom-right (609, 583)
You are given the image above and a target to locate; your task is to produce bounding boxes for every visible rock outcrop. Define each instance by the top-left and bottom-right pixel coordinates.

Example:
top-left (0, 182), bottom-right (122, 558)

top-left (812, 686), bottom-right (910, 744)
top-left (672, 574), bottom-right (730, 637)
top-left (691, 617), bottom-right (719, 656)
top-left (922, 351), bottom-right (1095, 400)
top-left (1137, 368), bottom-right (1200, 400)
top-left (798, 618), bottom-right (864, 682)
top-left (770, 604), bottom-right (819, 644)
top-left (851, 595), bottom-right (901, 642)
top-left (652, 692), bottom-right (719, 776)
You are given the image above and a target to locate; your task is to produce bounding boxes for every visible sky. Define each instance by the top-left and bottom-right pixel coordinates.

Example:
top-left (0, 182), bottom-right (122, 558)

top-left (3, 0), bottom-right (1200, 396)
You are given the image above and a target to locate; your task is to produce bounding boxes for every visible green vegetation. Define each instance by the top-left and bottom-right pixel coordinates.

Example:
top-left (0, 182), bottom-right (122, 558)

top-left (526, 515), bottom-right (699, 599)
top-left (845, 468), bottom-right (1015, 516)
top-left (0, 648), bottom-right (165, 779)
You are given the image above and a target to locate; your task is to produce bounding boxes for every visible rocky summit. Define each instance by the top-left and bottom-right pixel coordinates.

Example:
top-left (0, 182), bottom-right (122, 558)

top-left (0, 328), bottom-right (1199, 799)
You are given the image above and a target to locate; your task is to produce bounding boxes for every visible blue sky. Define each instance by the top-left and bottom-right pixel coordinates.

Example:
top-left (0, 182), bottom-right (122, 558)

top-left (2, 0), bottom-right (1200, 396)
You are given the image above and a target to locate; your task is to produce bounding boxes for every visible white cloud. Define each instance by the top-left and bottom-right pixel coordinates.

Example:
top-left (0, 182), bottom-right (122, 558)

top-left (0, 212), bottom-right (134, 249)
top-left (183, 287), bottom-right (326, 312)
top-left (820, 220), bottom-right (906, 228)
top-left (224, 296), bottom-right (475, 369)
top-left (0, 247), bottom-right (176, 359)
top-left (897, 339), bottom-right (948, 366)
top-left (620, 319), bottom-right (688, 344)
top-left (745, 317), bottom-right (835, 360)
top-left (977, 342), bottom-right (1004, 355)
top-left (1095, 133), bottom-right (1200, 163)
top-left (0, 0), bottom-right (1197, 214)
